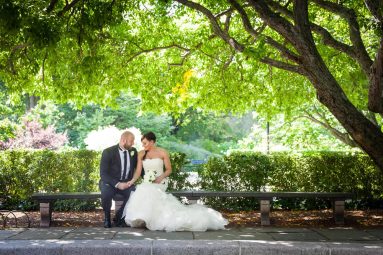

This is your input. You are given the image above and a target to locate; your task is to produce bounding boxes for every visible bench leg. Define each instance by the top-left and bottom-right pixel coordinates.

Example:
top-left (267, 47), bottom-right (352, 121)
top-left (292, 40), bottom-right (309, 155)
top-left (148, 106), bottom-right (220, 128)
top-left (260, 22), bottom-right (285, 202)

top-left (333, 200), bottom-right (345, 225)
top-left (260, 200), bottom-right (270, 226)
top-left (40, 202), bottom-right (52, 228)
top-left (188, 198), bottom-right (198, 205)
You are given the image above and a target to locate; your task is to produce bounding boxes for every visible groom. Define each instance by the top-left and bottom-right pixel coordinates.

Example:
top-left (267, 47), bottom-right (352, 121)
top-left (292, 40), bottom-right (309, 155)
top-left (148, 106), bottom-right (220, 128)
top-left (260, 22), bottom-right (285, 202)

top-left (99, 131), bottom-right (138, 228)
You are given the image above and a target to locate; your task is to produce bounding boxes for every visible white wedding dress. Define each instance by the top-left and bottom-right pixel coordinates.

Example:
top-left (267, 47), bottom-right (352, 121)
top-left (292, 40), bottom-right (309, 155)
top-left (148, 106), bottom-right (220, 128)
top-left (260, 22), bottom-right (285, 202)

top-left (123, 158), bottom-right (228, 232)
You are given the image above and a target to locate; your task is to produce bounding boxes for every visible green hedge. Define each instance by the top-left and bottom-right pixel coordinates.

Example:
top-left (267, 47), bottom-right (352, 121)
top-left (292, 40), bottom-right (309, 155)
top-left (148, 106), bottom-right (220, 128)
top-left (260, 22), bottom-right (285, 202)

top-left (0, 150), bottom-right (189, 210)
top-left (1, 150), bottom-right (382, 212)
top-left (198, 153), bottom-right (271, 210)
top-left (198, 151), bottom-right (383, 211)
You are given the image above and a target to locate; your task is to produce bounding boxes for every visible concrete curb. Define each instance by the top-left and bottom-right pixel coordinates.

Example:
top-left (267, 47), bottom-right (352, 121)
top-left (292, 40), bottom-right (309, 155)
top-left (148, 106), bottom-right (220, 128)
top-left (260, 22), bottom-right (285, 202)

top-left (1, 240), bottom-right (383, 255)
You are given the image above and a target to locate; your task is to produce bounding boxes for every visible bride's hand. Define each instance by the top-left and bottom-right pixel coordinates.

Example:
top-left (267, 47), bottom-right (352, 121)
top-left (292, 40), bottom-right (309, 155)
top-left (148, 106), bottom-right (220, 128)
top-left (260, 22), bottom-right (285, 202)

top-left (153, 176), bottom-right (163, 184)
top-left (126, 180), bottom-right (135, 187)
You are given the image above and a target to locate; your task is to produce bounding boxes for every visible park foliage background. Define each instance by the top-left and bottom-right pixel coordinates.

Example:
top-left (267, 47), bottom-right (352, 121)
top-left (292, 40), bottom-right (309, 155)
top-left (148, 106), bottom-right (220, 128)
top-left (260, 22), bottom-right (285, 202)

top-left (1, 1), bottom-right (383, 211)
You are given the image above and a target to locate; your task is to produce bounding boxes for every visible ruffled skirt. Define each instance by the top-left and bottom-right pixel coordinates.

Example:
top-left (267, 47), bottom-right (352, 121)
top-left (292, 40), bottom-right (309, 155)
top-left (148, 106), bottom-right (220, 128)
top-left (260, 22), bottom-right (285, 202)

top-left (123, 183), bottom-right (228, 232)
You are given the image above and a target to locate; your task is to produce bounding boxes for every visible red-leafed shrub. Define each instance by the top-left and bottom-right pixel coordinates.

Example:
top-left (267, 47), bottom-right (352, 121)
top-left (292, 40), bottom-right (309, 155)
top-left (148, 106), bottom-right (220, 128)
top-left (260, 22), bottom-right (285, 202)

top-left (3, 119), bottom-right (67, 150)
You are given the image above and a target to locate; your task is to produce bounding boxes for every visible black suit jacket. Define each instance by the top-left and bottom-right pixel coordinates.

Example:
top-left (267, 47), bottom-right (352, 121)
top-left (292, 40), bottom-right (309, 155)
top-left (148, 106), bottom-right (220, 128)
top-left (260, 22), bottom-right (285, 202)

top-left (100, 144), bottom-right (138, 187)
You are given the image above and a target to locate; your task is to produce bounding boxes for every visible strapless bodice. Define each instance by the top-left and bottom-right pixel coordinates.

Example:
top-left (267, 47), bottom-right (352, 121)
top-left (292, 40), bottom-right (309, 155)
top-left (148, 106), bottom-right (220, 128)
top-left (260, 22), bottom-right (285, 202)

top-left (143, 158), bottom-right (164, 172)
top-left (142, 158), bottom-right (168, 187)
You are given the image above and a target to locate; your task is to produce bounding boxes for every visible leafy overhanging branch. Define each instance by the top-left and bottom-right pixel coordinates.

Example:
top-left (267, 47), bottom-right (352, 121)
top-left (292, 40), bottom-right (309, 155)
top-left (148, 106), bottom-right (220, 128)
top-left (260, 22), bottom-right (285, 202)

top-left (267, 2), bottom-right (356, 64)
top-left (58, 0), bottom-right (82, 16)
top-left (302, 109), bottom-right (359, 148)
top-left (365, 0), bottom-right (383, 24)
top-left (227, 0), bottom-right (301, 64)
top-left (261, 57), bottom-right (306, 75)
top-left (46, 0), bottom-right (59, 13)
top-left (175, 0), bottom-right (245, 52)
top-left (124, 44), bottom-right (190, 64)
top-left (311, 0), bottom-right (372, 75)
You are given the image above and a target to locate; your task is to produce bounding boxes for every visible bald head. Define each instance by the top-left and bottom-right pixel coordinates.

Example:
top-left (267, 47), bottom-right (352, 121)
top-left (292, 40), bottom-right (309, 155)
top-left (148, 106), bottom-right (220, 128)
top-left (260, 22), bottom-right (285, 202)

top-left (121, 131), bottom-right (134, 139)
top-left (119, 131), bottom-right (135, 150)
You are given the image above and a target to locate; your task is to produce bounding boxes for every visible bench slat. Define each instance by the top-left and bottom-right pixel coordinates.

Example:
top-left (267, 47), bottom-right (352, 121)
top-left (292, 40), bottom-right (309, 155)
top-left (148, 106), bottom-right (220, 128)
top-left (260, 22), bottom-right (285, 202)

top-left (32, 192), bottom-right (102, 201)
top-left (31, 191), bottom-right (353, 228)
top-left (185, 191), bottom-right (353, 199)
top-left (32, 191), bottom-right (353, 201)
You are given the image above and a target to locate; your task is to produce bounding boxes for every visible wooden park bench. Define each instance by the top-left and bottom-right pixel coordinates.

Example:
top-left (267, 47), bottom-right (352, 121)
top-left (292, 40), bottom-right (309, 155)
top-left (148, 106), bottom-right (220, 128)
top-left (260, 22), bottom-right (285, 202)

top-left (31, 191), bottom-right (193, 227)
top-left (31, 191), bottom-right (353, 227)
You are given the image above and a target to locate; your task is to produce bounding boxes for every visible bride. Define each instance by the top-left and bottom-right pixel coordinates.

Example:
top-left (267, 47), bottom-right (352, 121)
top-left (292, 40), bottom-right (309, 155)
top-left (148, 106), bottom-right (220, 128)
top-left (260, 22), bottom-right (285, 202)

top-left (122, 131), bottom-right (228, 232)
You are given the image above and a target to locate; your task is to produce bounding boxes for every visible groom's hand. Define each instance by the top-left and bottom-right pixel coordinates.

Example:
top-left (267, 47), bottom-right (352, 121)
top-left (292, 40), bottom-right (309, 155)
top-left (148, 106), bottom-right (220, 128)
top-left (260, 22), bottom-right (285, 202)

top-left (116, 182), bottom-right (130, 190)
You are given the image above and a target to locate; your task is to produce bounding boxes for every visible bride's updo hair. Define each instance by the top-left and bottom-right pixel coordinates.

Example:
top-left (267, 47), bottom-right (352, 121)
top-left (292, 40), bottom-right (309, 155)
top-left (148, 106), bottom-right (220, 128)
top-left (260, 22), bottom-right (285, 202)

top-left (141, 131), bottom-right (156, 142)
top-left (142, 132), bottom-right (156, 161)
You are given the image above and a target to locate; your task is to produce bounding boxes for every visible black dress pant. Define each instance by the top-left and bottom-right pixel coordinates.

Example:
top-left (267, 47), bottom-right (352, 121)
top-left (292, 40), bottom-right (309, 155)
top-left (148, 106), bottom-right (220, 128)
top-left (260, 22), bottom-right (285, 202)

top-left (99, 180), bottom-right (136, 219)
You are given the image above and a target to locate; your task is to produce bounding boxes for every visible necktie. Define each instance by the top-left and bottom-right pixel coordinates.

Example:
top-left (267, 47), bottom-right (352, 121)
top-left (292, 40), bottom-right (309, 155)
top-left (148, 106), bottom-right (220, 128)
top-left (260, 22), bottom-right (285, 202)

top-left (122, 151), bottom-right (127, 180)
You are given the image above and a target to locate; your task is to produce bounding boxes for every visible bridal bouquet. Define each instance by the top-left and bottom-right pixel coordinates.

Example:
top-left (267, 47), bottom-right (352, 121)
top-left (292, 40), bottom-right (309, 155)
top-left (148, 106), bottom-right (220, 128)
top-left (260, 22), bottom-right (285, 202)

top-left (143, 170), bottom-right (157, 183)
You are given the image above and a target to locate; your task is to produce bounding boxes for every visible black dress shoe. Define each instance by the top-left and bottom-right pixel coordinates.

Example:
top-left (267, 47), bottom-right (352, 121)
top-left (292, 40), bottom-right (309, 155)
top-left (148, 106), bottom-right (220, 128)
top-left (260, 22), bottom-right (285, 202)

top-left (104, 219), bottom-right (112, 228)
top-left (115, 219), bottom-right (128, 227)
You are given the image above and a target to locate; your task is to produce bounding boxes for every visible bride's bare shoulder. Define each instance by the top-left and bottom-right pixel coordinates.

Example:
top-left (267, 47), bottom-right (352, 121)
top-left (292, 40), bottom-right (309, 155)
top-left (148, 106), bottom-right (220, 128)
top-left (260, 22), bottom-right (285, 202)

top-left (138, 150), bottom-right (146, 158)
top-left (157, 147), bottom-right (169, 156)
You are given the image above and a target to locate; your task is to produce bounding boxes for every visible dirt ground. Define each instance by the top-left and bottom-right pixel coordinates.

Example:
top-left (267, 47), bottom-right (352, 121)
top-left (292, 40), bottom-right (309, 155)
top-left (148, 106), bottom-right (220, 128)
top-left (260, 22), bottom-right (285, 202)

top-left (1, 209), bottom-right (383, 229)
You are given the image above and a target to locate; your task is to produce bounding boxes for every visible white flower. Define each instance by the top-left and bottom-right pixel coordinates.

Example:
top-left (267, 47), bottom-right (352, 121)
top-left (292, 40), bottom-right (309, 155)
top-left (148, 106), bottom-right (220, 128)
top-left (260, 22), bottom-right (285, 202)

top-left (143, 171), bottom-right (157, 183)
top-left (130, 150), bottom-right (135, 157)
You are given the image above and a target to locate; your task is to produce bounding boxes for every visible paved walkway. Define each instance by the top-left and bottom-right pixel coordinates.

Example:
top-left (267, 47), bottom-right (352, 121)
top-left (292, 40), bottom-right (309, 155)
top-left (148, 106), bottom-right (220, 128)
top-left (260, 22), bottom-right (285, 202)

top-left (1, 227), bottom-right (383, 254)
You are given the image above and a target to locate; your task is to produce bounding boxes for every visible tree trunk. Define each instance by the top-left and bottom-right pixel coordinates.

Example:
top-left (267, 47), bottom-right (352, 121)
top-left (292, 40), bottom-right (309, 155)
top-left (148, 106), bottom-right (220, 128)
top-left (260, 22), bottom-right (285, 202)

top-left (292, 1), bottom-right (383, 171)
top-left (26, 94), bottom-right (39, 110)
top-left (302, 54), bottom-right (383, 171)
top-left (176, 0), bottom-right (383, 171)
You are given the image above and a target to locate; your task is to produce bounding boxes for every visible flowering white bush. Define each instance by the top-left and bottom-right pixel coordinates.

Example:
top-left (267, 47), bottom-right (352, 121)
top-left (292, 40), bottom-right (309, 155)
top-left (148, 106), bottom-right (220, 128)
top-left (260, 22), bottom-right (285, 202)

top-left (85, 126), bottom-right (142, 151)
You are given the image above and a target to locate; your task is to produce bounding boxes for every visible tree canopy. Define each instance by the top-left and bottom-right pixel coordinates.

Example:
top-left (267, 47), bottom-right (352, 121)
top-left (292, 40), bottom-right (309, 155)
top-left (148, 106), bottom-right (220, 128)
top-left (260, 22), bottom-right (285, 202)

top-left (1, 0), bottom-right (383, 169)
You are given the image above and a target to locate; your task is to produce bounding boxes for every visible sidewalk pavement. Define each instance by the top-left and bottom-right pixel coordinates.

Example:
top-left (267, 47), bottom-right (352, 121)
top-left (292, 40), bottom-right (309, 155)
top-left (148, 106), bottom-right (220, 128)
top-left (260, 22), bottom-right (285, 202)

top-left (1, 226), bottom-right (383, 254)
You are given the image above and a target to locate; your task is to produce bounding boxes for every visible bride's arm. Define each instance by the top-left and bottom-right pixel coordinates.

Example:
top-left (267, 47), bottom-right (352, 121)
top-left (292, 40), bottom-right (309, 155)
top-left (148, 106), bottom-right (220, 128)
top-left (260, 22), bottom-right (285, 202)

top-left (127, 151), bottom-right (144, 187)
top-left (154, 149), bottom-right (172, 183)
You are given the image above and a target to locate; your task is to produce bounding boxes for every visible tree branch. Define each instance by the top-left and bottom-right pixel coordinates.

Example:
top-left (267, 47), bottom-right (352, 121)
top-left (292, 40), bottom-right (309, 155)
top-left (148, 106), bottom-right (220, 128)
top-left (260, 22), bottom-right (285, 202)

top-left (125, 44), bottom-right (190, 64)
top-left (260, 57), bottom-right (306, 75)
top-left (271, 0), bottom-right (353, 54)
top-left (310, 23), bottom-right (355, 56)
top-left (227, 0), bottom-right (260, 38)
top-left (303, 111), bottom-right (358, 147)
top-left (247, 0), bottom-right (298, 48)
top-left (223, 9), bottom-right (233, 33)
top-left (293, 0), bottom-right (315, 47)
top-left (368, 38), bottom-right (383, 113)
top-left (46, 0), bottom-right (59, 13)
top-left (215, 7), bottom-right (234, 19)
top-left (58, 0), bottom-right (81, 16)
top-left (312, 0), bottom-right (373, 74)
top-left (175, 0), bottom-right (245, 52)
top-left (168, 50), bottom-right (192, 67)
top-left (270, 0), bottom-right (371, 75)
top-left (365, 0), bottom-right (383, 24)
top-left (223, 52), bottom-right (235, 70)
top-left (169, 34), bottom-right (217, 66)
top-left (264, 36), bottom-right (301, 63)
top-left (267, 1), bottom-right (295, 22)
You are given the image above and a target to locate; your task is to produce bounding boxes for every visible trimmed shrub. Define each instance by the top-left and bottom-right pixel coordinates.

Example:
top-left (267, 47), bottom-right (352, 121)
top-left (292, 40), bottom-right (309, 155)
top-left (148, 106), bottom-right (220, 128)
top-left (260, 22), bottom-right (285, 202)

top-left (199, 151), bottom-right (382, 211)
top-left (198, 152), bottom-right (271, 211)
top-left (0, 150), bottom-right (189, 210)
